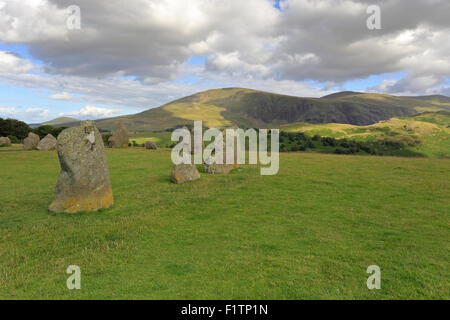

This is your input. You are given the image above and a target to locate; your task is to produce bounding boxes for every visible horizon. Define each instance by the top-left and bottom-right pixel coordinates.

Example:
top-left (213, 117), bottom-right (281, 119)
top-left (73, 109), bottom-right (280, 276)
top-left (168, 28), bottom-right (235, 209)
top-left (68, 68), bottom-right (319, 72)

top-left (0, 0), bottom-right (449, 123)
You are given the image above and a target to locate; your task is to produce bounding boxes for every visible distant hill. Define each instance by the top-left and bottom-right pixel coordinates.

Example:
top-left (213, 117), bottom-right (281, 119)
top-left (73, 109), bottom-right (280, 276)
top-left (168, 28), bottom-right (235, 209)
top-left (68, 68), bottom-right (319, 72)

top-left (321, 91), bottom-right (365, 99)
top-left (401, 95), bottom-right (450, 106)
top-left (30, 117), bottom-right (80, 128)
top-left (43, 117), bottom-right (80, 126)
top-left (63, 88), bottom-right (449, 132)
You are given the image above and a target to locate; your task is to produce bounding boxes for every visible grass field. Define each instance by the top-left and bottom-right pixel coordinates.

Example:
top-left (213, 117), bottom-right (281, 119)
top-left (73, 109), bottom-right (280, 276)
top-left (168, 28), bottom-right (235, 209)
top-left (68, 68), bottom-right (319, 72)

top-left (128, 132), bottom-right (173, 147)
top-left (0, 146), bottom-right (449, 299)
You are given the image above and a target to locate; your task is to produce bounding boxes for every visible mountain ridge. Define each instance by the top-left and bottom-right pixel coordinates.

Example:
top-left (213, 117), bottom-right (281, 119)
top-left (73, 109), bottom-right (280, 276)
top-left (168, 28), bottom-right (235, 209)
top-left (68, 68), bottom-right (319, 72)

top-left (43, 88), bottom-right (450, 131)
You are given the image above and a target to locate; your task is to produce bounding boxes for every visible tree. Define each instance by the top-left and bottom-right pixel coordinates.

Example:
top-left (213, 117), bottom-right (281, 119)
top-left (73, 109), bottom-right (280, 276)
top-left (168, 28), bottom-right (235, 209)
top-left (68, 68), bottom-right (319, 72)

top-left (0, 117), bottom-right (31, 140)
top-left (33, 125), bottom-right (67, 139)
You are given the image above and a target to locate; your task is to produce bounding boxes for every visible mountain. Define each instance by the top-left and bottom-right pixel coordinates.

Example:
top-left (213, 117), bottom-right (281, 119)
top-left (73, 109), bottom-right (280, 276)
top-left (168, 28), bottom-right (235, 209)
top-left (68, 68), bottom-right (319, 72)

top-left (43, 117), bottom-right (80, 126)
top-left (402, 95), bottom-right (450, 106)
top-left (87, 88), bottom-right (450, 131)
top-left (29, 117), bottom-right (80, 128)
top-left (321, 91), bottom-right (365, 99)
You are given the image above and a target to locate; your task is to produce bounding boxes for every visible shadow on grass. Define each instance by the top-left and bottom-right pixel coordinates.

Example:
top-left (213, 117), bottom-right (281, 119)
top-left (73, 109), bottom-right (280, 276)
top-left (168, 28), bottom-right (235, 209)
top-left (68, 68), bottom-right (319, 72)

top-left (48, 206), bottom-right (115, 219)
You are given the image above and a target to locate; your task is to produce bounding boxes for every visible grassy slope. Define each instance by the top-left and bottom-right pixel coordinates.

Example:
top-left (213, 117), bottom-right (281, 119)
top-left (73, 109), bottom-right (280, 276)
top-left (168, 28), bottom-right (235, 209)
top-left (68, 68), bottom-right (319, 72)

top-left (93, 89), bottom-right (450, 132)
top-left (282, 112), bottom-right (450, 158)
top-left (42, 117), bottom-right (80, 127)
top-left (129, 132), bottom-right (173, 147)
top-left (0, 147), bottom-right (448, 299)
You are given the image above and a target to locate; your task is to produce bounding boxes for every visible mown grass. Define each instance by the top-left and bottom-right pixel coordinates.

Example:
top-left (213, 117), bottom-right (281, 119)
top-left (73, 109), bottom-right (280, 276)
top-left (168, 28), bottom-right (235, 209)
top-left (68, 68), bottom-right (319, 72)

top-left (0, 146), bottom-right (448, 299)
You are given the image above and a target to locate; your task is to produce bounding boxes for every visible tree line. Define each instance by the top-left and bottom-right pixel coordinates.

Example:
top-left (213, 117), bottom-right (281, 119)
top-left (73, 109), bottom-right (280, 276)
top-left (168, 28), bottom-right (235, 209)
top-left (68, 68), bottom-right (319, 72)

top-left (0, 117), bottom-right (67, 143)
top-left (277, 131), bottom-right (423, 157)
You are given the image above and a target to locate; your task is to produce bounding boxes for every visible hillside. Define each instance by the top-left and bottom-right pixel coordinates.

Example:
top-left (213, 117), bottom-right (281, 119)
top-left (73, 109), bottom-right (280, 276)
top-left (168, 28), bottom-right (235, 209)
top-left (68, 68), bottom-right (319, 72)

top-left (49, 88), bottom-right (450, 132)
top-left (281, 111), bottom-right (450, 158)
top-left (30, 117), bottom-right (80, 128)
top-left (43, 117), bottom-right (79, 126)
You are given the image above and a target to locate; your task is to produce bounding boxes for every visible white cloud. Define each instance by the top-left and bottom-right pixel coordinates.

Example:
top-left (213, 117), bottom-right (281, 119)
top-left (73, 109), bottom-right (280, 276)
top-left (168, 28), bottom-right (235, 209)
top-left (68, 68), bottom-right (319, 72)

top-left (59, 105), bottom-right (120, 119)
top-left (0, 51), bottom-right (34, 73)
top-left (0, 106), bottom-right (50, 123)
top-left (49, 92), bottom-right (73, 100)
top-left (0, 0), bottom-right (70, 43)
top-left (0, 0), bottom-right (280, 81)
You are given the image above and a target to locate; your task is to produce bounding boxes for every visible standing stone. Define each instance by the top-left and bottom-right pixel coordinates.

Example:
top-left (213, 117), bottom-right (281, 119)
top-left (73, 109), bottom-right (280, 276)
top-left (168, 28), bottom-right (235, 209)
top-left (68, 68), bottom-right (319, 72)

top-left (145, 141), bottom-right (157, 149)
top-left (37, 134), bottom-right (57, 151)
top-left (23, 132), bottom-right (40, 150)
top-left (49, 121), bottom-right (114, 213)
top-left (171, 164), bottom-right (200, 184)
top-left (204, 133), bottom-right (238, 174)
top-left (0, 136), bottom-right (11, 146)
top-left (108, 123), bottom-right (129, 148)
top-left (204, 158), bottom-right (235, 174)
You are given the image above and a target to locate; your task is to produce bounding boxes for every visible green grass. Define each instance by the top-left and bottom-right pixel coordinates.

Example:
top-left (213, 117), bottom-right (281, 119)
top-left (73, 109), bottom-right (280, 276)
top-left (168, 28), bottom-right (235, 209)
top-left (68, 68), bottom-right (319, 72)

top-left (165, 102), bottom-right (232, 128)
top-left (128, 132), bottom-right (173, 147)
top-left (0, 146), bottom-right (449, 299)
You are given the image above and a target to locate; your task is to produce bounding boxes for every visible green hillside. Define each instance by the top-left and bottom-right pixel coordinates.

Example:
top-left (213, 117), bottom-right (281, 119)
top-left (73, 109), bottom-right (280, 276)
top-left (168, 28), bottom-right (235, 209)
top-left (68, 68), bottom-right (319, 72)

top-left (93, 88), bottom-right (450, 132)
top-left (42, 117), bottom-right (80, 127)
top-left (282, 111), bottom-right (450, 158)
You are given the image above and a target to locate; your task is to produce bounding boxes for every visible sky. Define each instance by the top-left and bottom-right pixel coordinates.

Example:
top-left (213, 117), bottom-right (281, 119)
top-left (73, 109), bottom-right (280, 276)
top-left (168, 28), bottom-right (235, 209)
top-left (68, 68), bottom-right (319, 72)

top-left (0, 0), bottom-right (449, 123)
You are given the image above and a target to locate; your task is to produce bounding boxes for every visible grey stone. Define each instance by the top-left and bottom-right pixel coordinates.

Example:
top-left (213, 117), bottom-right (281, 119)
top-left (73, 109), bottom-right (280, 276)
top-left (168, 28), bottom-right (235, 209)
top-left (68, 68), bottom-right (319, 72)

top-left (171, 164), bottom-right (200, 184)
top-left (37, 134), bottom-right (57, 151)
top-left (23, 132), bottom-right (40, 150)
top-left (204, 133), bottom-right (238, 174)
top-left (49, 120), bottom-right (114, 213)
top-left (204, 161), bottom-right (235, 174)
top-left (0, 136), bottom-right (11, 147)
top-left (108, 122), bottom-right (129, 148)
top-left (145, 141), bottom-right (157, 149)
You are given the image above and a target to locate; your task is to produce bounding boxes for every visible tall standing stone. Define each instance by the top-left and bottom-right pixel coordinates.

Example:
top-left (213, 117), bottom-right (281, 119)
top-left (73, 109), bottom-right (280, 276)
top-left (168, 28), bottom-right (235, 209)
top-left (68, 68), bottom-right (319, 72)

top-left (0, 136), bottom-right (11, 146)
top-left (49, 121), bottom-right (114, 213)
top-left (37, 134), bottom-right (57, 151)
top-left (23, 132), bottom-right (40, 150)
top-left (108, 123), bottom-right (129, 148)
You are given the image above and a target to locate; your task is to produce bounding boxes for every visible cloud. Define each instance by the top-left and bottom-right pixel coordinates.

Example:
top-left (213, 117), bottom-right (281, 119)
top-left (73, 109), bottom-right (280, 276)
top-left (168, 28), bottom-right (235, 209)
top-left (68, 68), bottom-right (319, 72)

top-left (0, 63), bottom-right (334, 112)
top-left (0, 0), bottom-right (280, 81)
top-left (369, 74), bottom-right (450, 96)
top-left (48, 91), bottom-right (73, 100)
top-left (0, 106), bottom-right (50, 123)
top-left (0, 0), bottom-right (68, 43)
top-left (0, 0), bottom-right (449, 108)
top-left (0, 51), bottom-right (34, 73)
top-left (58, 105), bottom-right (120, 119)
top-left (267, 0), bottom-right (450, 90)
